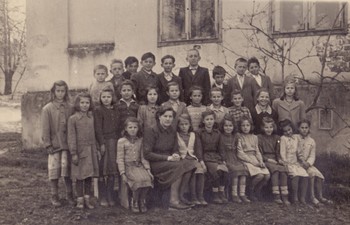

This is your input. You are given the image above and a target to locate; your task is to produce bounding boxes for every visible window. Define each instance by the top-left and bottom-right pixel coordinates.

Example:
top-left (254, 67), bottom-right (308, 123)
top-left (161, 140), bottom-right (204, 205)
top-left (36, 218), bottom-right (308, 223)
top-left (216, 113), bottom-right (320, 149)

top-left (271, 1), bottom-right (347, 37)
top-left (158, 0), bottom-right (221, 46)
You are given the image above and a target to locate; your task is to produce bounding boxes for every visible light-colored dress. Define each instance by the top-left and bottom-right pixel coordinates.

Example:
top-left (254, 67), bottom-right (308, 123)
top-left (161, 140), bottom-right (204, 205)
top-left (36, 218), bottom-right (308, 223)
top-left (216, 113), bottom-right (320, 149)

top-left (280, 134), bottom-right (308, 177)
top-left (117, 137), bottom-right (153, 191)
top-left (68, 112), bottom-right (99, 180)
top-left (187, 105), bottom-right (207, 132)
top-left (237, 134), bottom-right (270, 176)
top-left (207, 105), bottom-right (229, 125)
top-left (177, 132), bottom-right (204, 174)
top-left (297, 135), bottom-right (324, 179)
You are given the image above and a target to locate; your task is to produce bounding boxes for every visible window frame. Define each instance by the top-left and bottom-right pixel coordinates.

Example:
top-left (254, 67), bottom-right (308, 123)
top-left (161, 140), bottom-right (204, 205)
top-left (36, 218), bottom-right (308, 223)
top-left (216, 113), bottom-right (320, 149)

top-left (269, 0), bottom-right (348, 38)
top-left (157, 0), bottom-right (222, 47)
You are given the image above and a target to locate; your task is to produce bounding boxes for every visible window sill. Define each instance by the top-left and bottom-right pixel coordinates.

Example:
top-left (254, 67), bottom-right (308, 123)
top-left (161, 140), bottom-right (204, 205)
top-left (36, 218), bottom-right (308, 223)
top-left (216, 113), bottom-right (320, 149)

top-left (158, 37), bottom-right (222, 47)
top-left (271, 29), bottom-right (348, 38)
top-left (67, 43), bottom-right (115, 58)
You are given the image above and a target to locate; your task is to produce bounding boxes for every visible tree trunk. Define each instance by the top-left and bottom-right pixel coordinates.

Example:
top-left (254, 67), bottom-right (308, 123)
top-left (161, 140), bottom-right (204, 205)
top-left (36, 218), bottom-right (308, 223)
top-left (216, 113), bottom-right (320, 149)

top-left (4, 70), bottom-right (13, 95)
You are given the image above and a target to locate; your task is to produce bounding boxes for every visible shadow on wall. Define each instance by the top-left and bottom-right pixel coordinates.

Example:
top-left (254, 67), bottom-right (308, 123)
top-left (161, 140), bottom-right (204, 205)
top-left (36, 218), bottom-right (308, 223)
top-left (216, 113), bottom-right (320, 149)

top-left (21, 89), bottom-right (87, 150)
top-left (21, 84), bottom-right (350, 155)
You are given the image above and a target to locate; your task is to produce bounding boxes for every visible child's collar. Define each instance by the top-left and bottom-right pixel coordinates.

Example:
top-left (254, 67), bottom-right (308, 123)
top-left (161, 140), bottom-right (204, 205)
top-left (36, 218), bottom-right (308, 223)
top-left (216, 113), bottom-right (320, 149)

top-left (189, 65), bottom-right (199, 70)
top-left (77, 111), bottom-right (92, 119)
top-left (255, 104), bottom-right (272, 114)
top-left (169, 99), bottom-right (180, 104)
top-left (209, 104), bottom-right (224, 112)
top-left (191, 103), bottom-right (202, 107)
top-left (103, 104), bottom-right (114, 109)
top-left (142, 69), bottom-right (152, 74)
top-left (204, 127), bottom-right (213, 133)
top-left (164, 71), bottom-right (173, 76)
top-left (120, 98), bottom-right (135, 104)
top-left (52, 99), bottom-right (66, 107)
top-left (214, 82), bottom-right (223, 88)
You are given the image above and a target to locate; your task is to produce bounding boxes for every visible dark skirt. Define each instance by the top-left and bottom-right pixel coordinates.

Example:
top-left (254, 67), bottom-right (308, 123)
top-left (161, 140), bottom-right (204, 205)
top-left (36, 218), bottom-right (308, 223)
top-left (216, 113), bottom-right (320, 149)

top-left (150, 158), bottom-right (196, 190)
top-left (265, 161), bottom-right (288, 174)
top-left (185, 155), bottom-right (205, 174)
top-left (205, 162), bottom-right (229, 180)
top-left (226, 162), bottom-right (249, 177)
top-left (100, 138), bottom-right (118, 176)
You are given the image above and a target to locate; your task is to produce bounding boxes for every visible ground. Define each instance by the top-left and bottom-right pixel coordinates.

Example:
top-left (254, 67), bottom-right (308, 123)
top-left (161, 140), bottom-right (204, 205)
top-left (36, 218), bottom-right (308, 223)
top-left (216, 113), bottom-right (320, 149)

top-left (0, 98), bottom-right (349, 225)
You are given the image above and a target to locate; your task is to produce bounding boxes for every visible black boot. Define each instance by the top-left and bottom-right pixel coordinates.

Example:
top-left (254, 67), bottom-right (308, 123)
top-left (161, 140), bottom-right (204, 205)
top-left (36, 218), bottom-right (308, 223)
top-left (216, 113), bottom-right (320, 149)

top-left (212, 192), bottom-right (223, 204)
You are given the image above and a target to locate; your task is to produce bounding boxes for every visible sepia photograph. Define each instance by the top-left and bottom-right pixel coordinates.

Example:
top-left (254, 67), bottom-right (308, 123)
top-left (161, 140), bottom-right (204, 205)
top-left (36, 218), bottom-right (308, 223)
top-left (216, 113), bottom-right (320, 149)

top-left (0, 0), bottom-right (350, 224)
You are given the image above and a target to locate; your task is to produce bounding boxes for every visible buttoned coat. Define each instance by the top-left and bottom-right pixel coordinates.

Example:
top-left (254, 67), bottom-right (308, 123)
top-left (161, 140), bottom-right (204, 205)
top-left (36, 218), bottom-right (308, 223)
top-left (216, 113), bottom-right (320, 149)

top-left (157, 72), bottom-right (184, 104)
top-left (272, 98), bottom-right (306, 126)
top-left (251, 74), bottom-right (275, 101)
top-left (131, 70), bottom-right (160, 104)
top-left (212, 83), bottom-right (231, 107)
top-left (226, 74), bottom-right (258, 110)
top-left (41, 101), bottom-right (74, 150)
top-left (68, 112), bottom-right (99, 180)
top-left (179, 66), bottom-right (211, 106)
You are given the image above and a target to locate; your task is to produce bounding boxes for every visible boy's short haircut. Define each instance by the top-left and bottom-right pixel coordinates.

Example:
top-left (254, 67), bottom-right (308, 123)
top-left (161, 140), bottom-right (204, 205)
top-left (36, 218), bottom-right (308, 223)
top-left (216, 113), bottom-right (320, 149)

top-left (187, 48), bottom-right (200, 56)
top-left (120, 80), bottom-right (135, 92)
top-left (161, 55), bottom-right (176, 64)
top-left (210, 87), bottom-right (224, 97)
top-left (231, 89), bottom-right (243, 99)
top-left (189, 85), bottom-right (203, 96)
top-left (212, 66), bottom-right (226, 79)
top-left (124, 56), bottom-right (139, 67)
top-left (141, 52), bottom-right (156, 62)
top-left (247, 57), bottom-right (260, 68)
top-left (93, 64), bottom-right (108, 74)
top-left (110, 59), bottom-right (124, 68)
top-left (166, 81), bottom-right (180, 92)
top-left (234, 57), bottom-right (248, 66)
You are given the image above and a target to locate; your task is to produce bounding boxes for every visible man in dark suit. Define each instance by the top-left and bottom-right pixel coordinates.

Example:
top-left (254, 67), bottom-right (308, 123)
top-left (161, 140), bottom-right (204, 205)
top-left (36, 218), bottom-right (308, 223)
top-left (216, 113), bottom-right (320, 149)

top-left (226, 58), bottom-right (258, 111)
top-left (179, 49), bottom-right (211, 106)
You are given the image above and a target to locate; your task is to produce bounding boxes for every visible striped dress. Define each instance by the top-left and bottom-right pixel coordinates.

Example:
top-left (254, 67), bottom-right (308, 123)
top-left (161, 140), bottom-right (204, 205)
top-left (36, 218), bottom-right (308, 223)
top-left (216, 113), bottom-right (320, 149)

top-left (187, 105), bottom-right (207, 132)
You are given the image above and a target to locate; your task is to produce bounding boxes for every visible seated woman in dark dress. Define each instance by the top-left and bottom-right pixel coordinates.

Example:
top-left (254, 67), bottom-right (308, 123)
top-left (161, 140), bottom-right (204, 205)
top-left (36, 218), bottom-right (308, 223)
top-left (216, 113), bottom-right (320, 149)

top-left (143, 106), bottom-right (196, 210)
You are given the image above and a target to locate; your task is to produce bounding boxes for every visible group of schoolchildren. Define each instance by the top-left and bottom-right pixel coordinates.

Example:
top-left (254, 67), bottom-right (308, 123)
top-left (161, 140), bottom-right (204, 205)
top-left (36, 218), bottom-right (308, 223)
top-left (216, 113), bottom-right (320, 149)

top-left (41, 48), bottom-right (332, 213)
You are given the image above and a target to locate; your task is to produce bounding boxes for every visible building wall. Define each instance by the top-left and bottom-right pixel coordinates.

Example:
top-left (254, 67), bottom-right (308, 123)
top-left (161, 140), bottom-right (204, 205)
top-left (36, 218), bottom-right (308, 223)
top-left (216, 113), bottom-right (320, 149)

top-left (24, 0), bottom-right (350, 151)
top-left (26, 0), bottom-right (350, 91)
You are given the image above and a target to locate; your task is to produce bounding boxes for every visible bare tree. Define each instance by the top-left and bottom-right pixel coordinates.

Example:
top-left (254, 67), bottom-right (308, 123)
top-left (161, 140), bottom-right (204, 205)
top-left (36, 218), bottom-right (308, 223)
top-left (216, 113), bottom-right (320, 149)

top-left (223, 1), bottom-right (348, 110)
top-left (220, 1), bottom-right (349, 136)
top-left (0, 0), bottom-right (26, 95)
